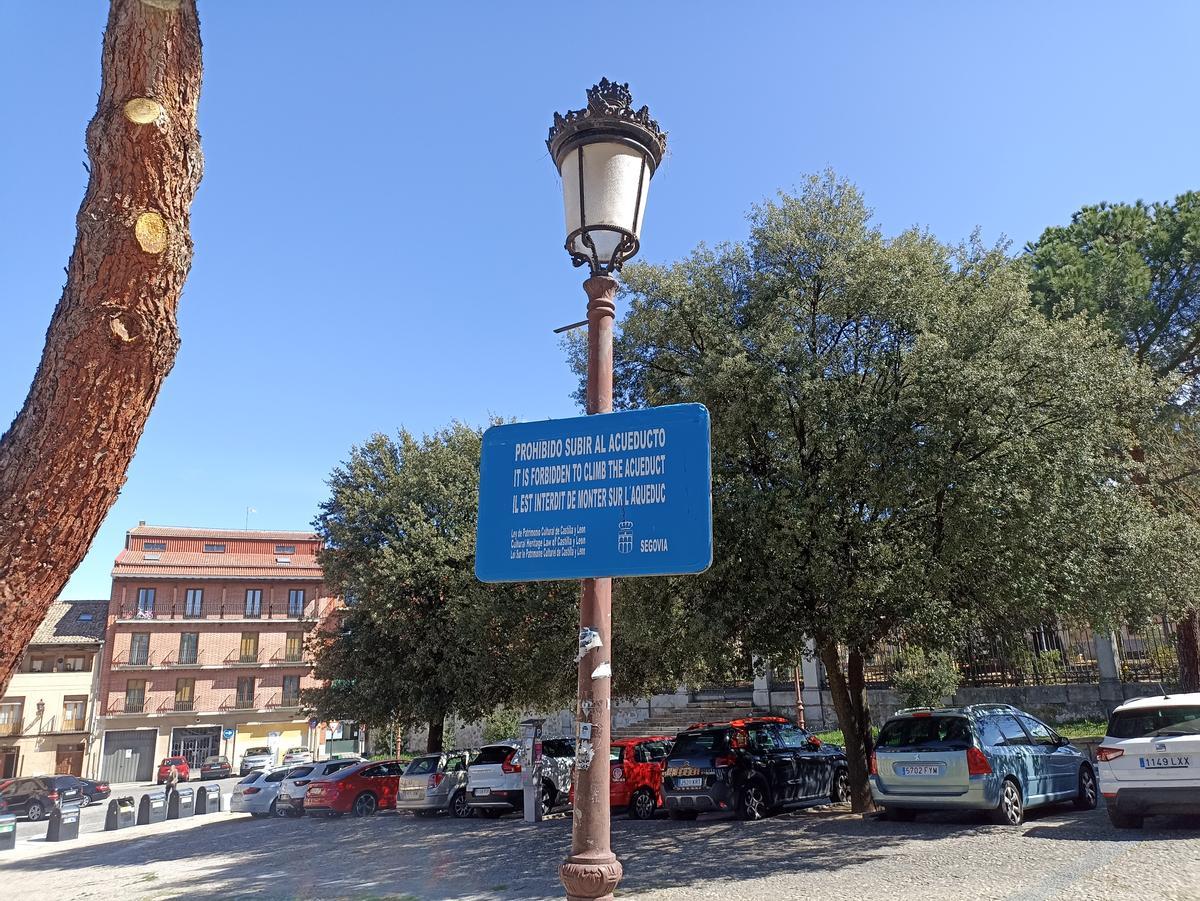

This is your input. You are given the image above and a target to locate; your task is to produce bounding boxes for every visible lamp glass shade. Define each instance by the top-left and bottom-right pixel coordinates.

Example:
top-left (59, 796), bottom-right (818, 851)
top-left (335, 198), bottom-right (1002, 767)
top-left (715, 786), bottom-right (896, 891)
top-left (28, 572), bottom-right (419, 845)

top-left (560, 141), bottom-right (652, 268)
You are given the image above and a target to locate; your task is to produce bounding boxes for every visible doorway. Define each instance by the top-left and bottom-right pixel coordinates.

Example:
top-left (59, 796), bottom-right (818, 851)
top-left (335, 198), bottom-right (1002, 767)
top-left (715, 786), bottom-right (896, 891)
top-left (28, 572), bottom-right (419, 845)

top-left (171, 726), bottom-right (221, 769)
top-left (55, 743), bottom-right (84, 776)
top-left (0, 747), bottom-right (17, 779)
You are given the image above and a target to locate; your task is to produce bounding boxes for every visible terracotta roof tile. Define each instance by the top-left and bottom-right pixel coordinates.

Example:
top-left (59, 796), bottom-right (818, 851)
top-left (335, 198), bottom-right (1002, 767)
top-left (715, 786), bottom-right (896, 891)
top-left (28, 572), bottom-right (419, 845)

top-left (30, 600), bottom-right (109, 645)
top-left (130, 525), bottom-right (318, 541)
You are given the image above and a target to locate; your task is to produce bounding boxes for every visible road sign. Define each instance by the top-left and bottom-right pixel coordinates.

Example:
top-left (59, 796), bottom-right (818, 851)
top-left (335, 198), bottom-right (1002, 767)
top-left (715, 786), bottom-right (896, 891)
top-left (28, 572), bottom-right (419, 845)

top-left (222, 728), bottom-right (235, 740)
top-left (308, 717), bottom-right (319, 729)
top-left (476, 403), bottom-right (712, 582)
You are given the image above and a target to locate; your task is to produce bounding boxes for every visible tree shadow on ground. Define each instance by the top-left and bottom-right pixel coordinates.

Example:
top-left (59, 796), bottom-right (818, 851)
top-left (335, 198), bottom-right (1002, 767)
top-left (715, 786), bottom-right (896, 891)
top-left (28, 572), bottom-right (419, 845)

top-left (1023, 809), bottom-right (1200, 843)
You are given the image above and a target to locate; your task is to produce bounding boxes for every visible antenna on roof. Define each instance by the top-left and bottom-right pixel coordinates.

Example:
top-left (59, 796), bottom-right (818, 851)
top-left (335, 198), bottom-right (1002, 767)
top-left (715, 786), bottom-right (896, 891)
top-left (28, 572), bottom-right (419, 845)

top-left (245, 507), bottom-right (257, 530)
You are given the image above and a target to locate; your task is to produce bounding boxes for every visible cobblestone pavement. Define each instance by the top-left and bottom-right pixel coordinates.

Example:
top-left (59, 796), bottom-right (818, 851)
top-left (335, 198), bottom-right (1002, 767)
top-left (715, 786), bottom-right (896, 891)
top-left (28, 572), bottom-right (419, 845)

top-left (1, 802), bottom-right (1197, 900)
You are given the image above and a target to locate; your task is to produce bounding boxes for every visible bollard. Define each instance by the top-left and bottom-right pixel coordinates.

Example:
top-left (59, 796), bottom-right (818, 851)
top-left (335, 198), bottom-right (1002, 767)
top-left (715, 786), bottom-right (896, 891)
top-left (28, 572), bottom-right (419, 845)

top-left (136, 789), bottom-right (168, 826)
top-left (46, 802), bottom-right (82, 842)
top-left (0, 814), bottom-right (15, 851)
top-left (105, 796), bottom-right (137, 831)
top-left (195, 785), bottom-right (222, 815)
top-left (167, 786), bottom-right (195, 820)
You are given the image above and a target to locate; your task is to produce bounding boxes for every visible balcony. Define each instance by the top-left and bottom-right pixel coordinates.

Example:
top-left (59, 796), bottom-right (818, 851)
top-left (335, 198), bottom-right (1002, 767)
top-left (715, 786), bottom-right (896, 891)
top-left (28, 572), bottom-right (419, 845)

top-left (107, 697), bottom-right (146, 715)
top-left (116, 600), bottom-right (322, 624)
top-left (226, 650), bottom-right (262, 667)
top-left (112, 650), bottom-right (159, 669)
top-left (169, 699), bottom-right (195, 713)
top-left (0, 721), bottom-right (21, 737)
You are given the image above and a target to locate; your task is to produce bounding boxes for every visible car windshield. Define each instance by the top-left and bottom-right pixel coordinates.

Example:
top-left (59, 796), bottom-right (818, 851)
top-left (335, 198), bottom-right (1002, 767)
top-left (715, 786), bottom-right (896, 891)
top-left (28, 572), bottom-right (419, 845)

top-left (670, 731), bottom-right (730, 757)
top-left (237, 772), bottom-right (261, 785)
top-left (877, 716), bottom-right (973, 751)
top-left (1108, 704), bottom-right (1200, 738)
top-left (405, 756), bottom-right (440, 776)
top-left (162, 757), bottom-right (185, 765)
top-left (322, 760), bottom-right (357, 775)
top-left (288, 766), bottom-right (314, 779)
top-left (202, 757), bottom-right (224, 765)
top-left (286, 747), bottom-right (307, 754)
top-left (471, 746), bottom-right (514, 767)
top-left (245, 747), bottom-right (271, 756)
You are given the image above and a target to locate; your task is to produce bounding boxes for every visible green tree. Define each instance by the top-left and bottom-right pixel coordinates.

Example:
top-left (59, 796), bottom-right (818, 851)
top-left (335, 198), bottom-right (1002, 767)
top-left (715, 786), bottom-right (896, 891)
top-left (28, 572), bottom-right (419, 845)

top-left (581, 173), bottom-right (1193, 810)
top-left (1028, 192), bottom-right (1200, 689)
top-left (304, 423), bottom-right (579, 752)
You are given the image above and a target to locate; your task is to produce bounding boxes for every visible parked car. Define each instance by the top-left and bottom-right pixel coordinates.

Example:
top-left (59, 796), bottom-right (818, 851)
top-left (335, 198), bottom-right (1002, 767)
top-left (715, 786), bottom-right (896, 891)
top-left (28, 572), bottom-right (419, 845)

top-left (239, 746), bottom-right (275, 775)
top-left (77, 777), bottom-right (111, 807)
top-left (569, 736), bottom-right (673, 820)
top-left (466, 739), bottom-right (575, 818)
top-left (0, 775), bottom-right (84, 821)
top-left (282, 747), bottom-right (314, 766)
top-left (276, 758), bottom-right (363, 816)
top-left (302, 759), bottom-right (406, 817)
top-left (198, 755), bottom-right (233, 780)
top-left (156, 756), bottom-right (190, 784)
top-left (1096, 692), bottom-right (1200, 829)
top-left (230, 766), bottom-right (293, 817)
top-left (662, 716), bottom-right (848, 820)
top-left (397, 750), bottom-right (475, 817)
top-left (870, 704), bottom-right (1096, 826)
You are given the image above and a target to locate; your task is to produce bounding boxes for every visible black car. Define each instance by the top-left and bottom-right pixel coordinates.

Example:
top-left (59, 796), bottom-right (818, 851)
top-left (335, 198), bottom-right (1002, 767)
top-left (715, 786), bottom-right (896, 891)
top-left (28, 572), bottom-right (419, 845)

top-left (0, 775), bottom-right (84, 821)
top-left (77, 777), bottom-right (111, 807)
top-left (199, 755), bottom-right (233, 780)
top-left (661, 716), bottom-right (849, 820)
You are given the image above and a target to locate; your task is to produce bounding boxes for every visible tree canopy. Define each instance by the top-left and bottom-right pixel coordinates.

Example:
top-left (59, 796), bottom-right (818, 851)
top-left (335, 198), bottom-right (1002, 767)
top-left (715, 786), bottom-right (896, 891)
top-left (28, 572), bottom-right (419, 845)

top-left (580, 172), bottom-right (1196, 809)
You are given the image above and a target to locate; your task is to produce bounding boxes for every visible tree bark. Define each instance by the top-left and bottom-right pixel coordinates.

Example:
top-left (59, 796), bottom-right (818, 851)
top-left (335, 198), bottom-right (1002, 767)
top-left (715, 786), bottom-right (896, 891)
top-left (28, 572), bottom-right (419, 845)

top-left (819, 642), bottom-right (875, 813)
top-left (1177, 610), bottom-right (1200, 692)
top-left (426, 711), bottom-right (445, 753)
top-left (0, 0), bottom-right (203, 694)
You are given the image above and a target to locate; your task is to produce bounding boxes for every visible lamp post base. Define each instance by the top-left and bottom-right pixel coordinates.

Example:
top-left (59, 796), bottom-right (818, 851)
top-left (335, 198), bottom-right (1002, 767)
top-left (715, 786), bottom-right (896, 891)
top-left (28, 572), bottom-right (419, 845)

top-left (560, 850), bottom-right (623, 901)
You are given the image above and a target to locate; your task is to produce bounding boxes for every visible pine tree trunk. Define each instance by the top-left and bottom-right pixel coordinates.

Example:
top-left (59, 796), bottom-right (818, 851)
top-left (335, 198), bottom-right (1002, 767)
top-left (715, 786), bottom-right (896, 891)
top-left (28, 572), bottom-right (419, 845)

top-left (0, 0), bottom-right (203, 695)
top-left (426, 712), bottom-right (446, 753)
top-left (1177, 610), bottom-right (1200, 692)
top-left (819, 642), bottom-right (875, 813)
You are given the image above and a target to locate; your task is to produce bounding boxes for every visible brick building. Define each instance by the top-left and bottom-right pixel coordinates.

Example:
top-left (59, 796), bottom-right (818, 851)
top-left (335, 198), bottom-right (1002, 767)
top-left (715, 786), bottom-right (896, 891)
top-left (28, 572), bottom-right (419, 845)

top-left (0, 599), bottom-right (108, 779)
top-left (96, 524), bottom-right (335, 783)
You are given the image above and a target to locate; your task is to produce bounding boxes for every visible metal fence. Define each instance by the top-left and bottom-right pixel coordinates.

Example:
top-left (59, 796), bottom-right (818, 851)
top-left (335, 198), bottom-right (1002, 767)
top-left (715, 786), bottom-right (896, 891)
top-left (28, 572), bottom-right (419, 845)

top-left (1118, 617), bottom-right (1180, 684)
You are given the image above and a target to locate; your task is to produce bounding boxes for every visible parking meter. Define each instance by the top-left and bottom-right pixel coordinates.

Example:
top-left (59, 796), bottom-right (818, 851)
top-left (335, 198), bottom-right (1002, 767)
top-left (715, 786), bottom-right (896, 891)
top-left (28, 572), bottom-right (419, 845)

top-left (519, 717), bottom-right (545, 822)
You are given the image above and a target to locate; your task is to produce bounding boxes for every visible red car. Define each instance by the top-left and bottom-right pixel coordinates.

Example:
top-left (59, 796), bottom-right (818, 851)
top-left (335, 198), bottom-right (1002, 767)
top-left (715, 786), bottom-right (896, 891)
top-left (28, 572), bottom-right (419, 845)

top-left (570, 736), bottom-right (673, 820)
top-left (303, 759), bottom-right (405, 817)
top-left (156, 756), bottom-right (190, 784)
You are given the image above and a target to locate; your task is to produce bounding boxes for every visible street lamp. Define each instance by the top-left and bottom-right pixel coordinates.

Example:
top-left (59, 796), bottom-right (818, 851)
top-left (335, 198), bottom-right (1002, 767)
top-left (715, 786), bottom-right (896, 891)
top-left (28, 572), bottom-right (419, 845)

top-left (547, 79), bottom-right (666, 901)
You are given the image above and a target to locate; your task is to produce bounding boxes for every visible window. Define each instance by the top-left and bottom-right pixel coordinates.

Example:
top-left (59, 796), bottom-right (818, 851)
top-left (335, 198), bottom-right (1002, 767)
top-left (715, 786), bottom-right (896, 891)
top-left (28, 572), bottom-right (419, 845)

top-left (275, 545), bottom-right (296, 555)
top-left (178, 633), bottom-right (199, 665)
top-left (282, 675), bottom-right (301, 706)
top-left (174, 678), bottom-right (195, 712)
top-left (28, 658), bottom-right (44, 673)
top-left (124, 680), bottom-right (146, 714)
top-left (775, 724), bottom-right (814, 749)
top-left (977, 715), bottom-right (1028, 748)
top-left (0, 702), bottom-right (23, 736)
top-left (185, 588), bottom-right (203, 618)
top-left (77, 612), bottom-right (93, 622)
top-left (876, 716), bottom-right (973, 750)
top-left (244, 589), bottom-right (262, 618)
top-left (63, 656), bottom-right (86, 672)
top-left (1107, 704), bottom-right (1200, 739)
top-left (236, 677), bottom-right (255, 709)
top-left (143, 541), bottom-right (167, 551)
top-left (129, 633), bottom-right (150, 666)
top-left (1018, 715), bottom-right (1058, 747)
top-left (203, 543), bottom-right (225, 553)
top-left (143, 553), bottom-right (161, 561)
top-left (287, 589), bottom-right (305, 618)
top-left (285, 632), bottom-right (303, 662)
top-left (239, 632), bottom-right (259, 663)
top-left (136, 588), bottom-right (155, 617)
top-left (62, 698), bottom-right (86, 731)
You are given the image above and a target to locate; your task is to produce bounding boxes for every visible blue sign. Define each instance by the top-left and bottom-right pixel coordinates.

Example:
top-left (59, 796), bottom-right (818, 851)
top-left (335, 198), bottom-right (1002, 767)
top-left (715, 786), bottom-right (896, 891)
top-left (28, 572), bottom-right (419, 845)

top-left (476, 403), bottom-right (712, 582)
top-left (222, 728), bottom-right (235, 740)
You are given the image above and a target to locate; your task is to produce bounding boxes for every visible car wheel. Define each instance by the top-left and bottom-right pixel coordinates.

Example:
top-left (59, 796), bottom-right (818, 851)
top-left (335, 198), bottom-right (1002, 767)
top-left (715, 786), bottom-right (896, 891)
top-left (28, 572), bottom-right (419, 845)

top-left (668, 809), bottom-right (698, 821)
top-left (629, 788), bottom-right (657, 821)
top-left (26, 801), bottom-right (44, 822)
top-left (78, 794), bottom-right (91, 808)
top-left (884, 806), bottom-right (917, 822)
top-left (352, 793), bottom-right (378, 818)
top-left (831, 769), bottom-right (851, 804)
top-left (1107, 806), bottom-right (1143, 829)
top-left (737, 782), bottom-right (768, 821)
top-left (449, 790), bottom-right (472, 819)
top-left (1073, 766), bottom-right (1098, 811)
top-left (991, 778), bottom-right (1023, 826)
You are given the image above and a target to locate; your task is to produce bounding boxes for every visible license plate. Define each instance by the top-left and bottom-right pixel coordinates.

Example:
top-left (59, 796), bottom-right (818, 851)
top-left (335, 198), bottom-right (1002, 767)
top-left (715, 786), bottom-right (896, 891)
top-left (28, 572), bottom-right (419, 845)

top-left (278, 793), bottom-right (290, 801)
top-left (473, 788), bottom-right (491, 796)
top-left (1140, 756), bottom-right (1191, 769)
top-left (898, 765), bottom-right (942, 777)
top-left (677, 777), bottom-right (703, 790)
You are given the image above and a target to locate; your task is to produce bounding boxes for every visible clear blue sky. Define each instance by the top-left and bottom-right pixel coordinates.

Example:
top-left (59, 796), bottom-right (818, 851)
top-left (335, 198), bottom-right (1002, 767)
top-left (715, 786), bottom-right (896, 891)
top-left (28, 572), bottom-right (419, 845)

top-left (2, 2), bottom-right (1197, 599)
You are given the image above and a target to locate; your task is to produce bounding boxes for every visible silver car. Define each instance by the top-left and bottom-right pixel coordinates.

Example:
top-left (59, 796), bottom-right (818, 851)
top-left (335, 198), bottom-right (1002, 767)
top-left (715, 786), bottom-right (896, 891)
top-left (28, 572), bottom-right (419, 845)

top-left (239, 745), bottom-right (275, 775)
top-left (276, 758), bottom-right (362, 816)
top-left (230, 765), bottom-right (293, 817)
top-left (281, 747), bottom-right (314, 766)
top-left (466, 738), bottom-right (575, 817)
top-left (396, 750), bottom-right (474, 817)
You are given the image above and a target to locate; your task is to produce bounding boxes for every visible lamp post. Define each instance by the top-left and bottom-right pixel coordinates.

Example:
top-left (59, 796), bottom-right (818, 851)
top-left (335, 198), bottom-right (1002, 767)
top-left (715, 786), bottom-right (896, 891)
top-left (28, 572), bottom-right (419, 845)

top-left (547, 79), bottom-right (666, 901)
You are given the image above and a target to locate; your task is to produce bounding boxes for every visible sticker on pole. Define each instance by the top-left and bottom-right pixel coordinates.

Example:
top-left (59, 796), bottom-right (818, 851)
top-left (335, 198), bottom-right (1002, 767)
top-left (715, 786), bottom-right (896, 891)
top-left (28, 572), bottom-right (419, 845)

top-left (475, 403), bottom-right (712, 581)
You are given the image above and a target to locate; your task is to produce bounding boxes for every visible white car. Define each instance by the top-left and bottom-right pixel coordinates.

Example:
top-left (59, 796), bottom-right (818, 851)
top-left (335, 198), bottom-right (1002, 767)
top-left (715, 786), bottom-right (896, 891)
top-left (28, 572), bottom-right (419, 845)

top-left (276, 758), bottom-right (362, 816)
top-left (230, 765), bottom-right (293, 817)
top-left (281, 747), bottom-right (314, 766)
top-left (1096, 691), bottom-right (1200, 828)
top-left (466, 739), bottom-right (574, 818)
